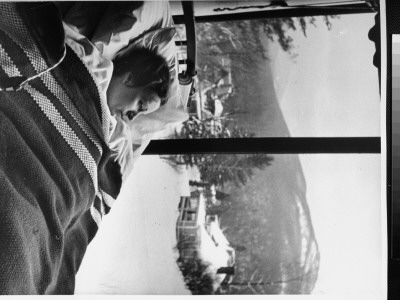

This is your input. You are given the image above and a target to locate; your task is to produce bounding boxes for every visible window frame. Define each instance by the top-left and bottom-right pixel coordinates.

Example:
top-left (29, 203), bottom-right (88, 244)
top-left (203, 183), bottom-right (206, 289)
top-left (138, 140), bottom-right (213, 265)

top-left (143, 1), bottom-right (380, 155)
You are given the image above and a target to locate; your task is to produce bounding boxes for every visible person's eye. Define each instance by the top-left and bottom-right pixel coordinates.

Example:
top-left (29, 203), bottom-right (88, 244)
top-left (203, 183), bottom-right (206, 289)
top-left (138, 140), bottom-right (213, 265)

top-left (126, 111), bottom-right (136, 121)
top-left (138, 101), bottom-right (148, 113)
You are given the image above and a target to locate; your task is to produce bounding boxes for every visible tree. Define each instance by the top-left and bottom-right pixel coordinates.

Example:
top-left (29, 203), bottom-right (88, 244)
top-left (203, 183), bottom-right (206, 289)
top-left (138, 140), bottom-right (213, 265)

top-left (167, 116), bottom-right (273, 188)
top-left (196, 152), bottom-right (273, 188)
top-left (197, 16), bottom-right (339, 56)
top-left (260, 16), bottom-right (339, 55)
top-left (176, 254), bottom-right (215, 295)
top-left (195, 16), bottom-right (339, 82)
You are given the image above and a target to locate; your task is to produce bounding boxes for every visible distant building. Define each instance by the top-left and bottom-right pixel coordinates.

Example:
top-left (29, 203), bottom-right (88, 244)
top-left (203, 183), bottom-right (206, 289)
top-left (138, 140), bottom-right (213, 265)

top-left (176, 191), bottom-right (236, 291)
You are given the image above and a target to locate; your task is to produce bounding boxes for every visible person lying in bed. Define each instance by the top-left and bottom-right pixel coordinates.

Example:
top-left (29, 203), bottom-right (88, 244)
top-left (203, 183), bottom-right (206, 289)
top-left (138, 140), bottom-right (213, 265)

top-left (64, 23), bottom-right (171, 181)
top-left (59, 0), bottom-right (189, 145)
top-left (106, 47), bottom-right (171, 180)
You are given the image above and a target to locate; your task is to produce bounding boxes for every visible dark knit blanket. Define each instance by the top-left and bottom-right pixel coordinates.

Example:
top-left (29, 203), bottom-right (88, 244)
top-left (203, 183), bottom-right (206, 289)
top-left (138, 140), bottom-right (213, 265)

top-left (0, 2), bottom-right (122, 294)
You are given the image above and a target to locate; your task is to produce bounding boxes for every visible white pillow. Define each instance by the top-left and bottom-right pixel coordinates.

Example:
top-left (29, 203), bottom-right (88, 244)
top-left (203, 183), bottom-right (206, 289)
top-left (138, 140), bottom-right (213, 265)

top-left (114, 27), bottom-right (178, 82)
top-left (91, 0), bottom-right (173, 61)
top-left (128, 83), bottom-right (190, 144)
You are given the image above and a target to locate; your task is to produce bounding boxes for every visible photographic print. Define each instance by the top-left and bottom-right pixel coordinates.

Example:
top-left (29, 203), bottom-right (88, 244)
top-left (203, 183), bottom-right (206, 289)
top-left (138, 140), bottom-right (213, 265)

top-left (0, 0), bottom-right (385, 297)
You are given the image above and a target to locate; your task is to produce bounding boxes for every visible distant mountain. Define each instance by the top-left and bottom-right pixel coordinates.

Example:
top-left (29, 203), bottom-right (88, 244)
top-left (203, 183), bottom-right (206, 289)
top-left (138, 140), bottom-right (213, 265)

top-left (223, 41), bottom-right (290, 138)
top-left (218, 49), bottom-right (320, 294)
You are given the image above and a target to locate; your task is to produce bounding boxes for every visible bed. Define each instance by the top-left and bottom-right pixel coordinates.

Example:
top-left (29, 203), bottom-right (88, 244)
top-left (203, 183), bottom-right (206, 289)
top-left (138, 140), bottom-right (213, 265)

top-left (0, 1), bottom-right (189, 294)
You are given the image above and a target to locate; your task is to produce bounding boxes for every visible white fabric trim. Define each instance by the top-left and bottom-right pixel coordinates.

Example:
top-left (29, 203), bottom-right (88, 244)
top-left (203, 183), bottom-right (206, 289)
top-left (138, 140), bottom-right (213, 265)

top-left (90, 204), bottom-right (102, 227)
top-left (0, 3), bottom-right (104, 227)
top-left (26, 85), bottom-right (99, 193)
top-left (0, 22), bottom-right (98, 193)
top-left (63, 22), bottom-right (112, 144)
top-left (100, 189), bottom-right (116, 208)
top-left (0, 4), bottom-right (106, 152)
top-left (0, 44), bottom-right (22, 77)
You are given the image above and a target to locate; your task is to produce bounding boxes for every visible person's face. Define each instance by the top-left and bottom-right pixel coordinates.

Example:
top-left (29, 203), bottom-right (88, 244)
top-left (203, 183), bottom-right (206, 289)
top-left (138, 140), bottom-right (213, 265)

top-left (107, 73), bottom-right (161, 123)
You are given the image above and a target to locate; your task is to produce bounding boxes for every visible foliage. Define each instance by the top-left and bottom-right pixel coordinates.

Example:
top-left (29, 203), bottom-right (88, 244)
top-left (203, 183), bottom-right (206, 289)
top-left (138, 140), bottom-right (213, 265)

top-left (168, 116), bottom-right (273, 187)
top-left (260, 16), bottom-right (338, 54)
top-left (195, 16), bottom-right (338, 82)
top-left (176, 255), bottom-right (215, 295)
top-left (214, 153), bottom-right (321, 295)
top-left (197, 16), bottom-right (338, 54)
top-left (196, 153), bottom-right (273, 188)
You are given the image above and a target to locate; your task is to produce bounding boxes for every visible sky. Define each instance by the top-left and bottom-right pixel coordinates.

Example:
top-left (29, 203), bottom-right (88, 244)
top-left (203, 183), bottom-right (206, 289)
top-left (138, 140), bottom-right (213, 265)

top-left (269, 13), bottom-right (385, 296)
top-left (270, 14), bottom-right (380, 137)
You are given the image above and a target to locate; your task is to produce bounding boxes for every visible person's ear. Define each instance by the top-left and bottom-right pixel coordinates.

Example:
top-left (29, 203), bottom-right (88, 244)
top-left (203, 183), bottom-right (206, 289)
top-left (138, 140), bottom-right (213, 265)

top-left (144, 69), bottom-right (163, 87)
top-left (146, 77), bottom-right (162, 87)
top-left (122, 72), bottom-right (135, 87)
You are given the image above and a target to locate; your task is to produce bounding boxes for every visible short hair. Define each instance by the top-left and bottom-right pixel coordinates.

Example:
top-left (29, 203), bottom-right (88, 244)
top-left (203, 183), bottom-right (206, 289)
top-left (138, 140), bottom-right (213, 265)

top-left (113, 47), bottom-right (170, 106)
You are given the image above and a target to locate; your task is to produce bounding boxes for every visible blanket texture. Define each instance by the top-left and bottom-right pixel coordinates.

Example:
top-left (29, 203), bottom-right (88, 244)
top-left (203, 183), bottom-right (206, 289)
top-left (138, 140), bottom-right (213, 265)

top-left (0, 2), bottom-right (122, 294)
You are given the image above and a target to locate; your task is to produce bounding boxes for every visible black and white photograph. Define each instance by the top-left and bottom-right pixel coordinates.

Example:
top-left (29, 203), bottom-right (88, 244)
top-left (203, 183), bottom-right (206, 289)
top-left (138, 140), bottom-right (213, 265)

top-left (0, 0), bottom-right (386, 297)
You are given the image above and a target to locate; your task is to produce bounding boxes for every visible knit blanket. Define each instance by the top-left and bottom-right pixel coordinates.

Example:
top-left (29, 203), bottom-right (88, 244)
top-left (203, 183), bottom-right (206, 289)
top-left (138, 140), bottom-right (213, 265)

top-left (0, 2), bottom-right (122, 294)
